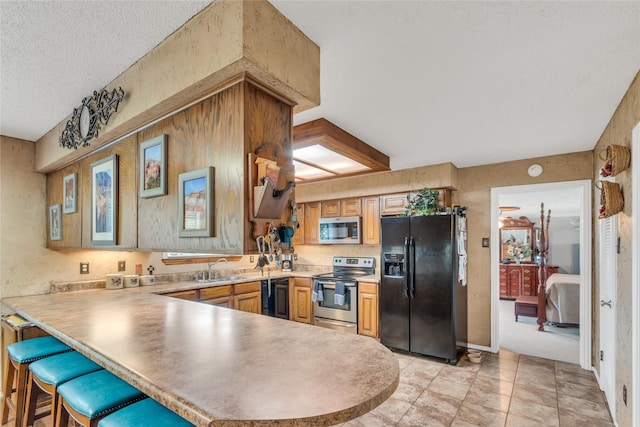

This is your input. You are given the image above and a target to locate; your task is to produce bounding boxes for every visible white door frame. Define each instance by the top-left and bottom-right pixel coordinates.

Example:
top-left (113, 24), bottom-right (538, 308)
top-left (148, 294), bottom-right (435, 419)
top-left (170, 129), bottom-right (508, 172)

top-left (490, 180), bottom-right (592, 369)
top-left (632, 121), bottom-right (639, 427)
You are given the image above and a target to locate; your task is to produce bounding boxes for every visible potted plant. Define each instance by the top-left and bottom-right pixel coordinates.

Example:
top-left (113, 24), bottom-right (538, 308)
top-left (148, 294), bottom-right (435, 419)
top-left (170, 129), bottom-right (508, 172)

top-left (404, 188), bottom-right (441, 216)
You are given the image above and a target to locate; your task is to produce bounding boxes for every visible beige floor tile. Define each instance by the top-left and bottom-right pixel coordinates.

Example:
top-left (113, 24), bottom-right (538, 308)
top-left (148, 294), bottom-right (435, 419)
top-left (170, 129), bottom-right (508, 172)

top-left (481, 356), bottom-right (519, 371)
top-left (471, 374), bottom-right (514, 396)
top-left (508, 397), bottom-right (559, 426)
top-left (437, 365), bottom-right (478, 385)
top-left (456, 358), bottom-right (483, 372)
top-left (489, 349), bottom-right (520, 361)
top-left (453, 400), bottom-right (508, 427)
top-left (554, 360), bottom-right (584, 374)
top-left (465, 385), bottom-right (511, 412)
top-left (511, 382), bottom-right (557, 408)
top-left (514, 369), bottom-right (556, 394)
top-left (516, 360), bottom-right (555, 377)
top-left (555, 368), bottom-right (598, 387)
top-left (519, 354), bottom-right (556, 368)
top-left (413, 389), bottom-right (463, 417)
top-left (557, 395), bottom-right (612, 422)
top-left (558, 411), bottom-right (614, 426)
top-left (397, 402), bottom-right (457, 427)
top-left (505, 413), bottom-right (554, 427)
top-left (428, 375), bottom-right (471, 400)
top-left (392, 379), bottom-right (429, 403)
top-left (556, 380), bottom-right (605, 404)
top-left (371, 395), bottom-right (414, 423)
top-left (343, 411), bottom-right (397, 427)
top-left (477, 364), bottom-right (517, 383)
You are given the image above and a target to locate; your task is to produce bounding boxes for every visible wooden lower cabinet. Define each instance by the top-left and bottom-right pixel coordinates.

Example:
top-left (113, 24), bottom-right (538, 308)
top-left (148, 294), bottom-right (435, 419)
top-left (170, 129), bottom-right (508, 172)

top-left (164, 289), bottom-right (199, 301)
top-left (233, 281), bottom-right (261, 314)
top-left (499, 264), bottom-right (559, 299)
top-left (200, 285), bottom-right (233, 308)
top-left (357, 282), bottom-right (379, 339)
top-left (202, 296), bottom-right (233, 309)
top-left (291, 277), bottom-right (313, 324)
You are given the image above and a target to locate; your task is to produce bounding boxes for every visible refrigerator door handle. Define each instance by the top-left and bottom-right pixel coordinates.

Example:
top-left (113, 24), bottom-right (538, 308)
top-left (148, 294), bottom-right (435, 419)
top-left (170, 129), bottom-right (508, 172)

top-left (409, 236), bottom-right (416, 298)
top-left (403, 237), bottom-right (410, 298)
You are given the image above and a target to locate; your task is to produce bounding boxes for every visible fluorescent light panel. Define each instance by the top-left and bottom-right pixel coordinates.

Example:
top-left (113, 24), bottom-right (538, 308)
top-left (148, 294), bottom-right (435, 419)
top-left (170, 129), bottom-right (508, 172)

top-left (293, 145), bottom-right (371, 175)
top-left (292, 160), bottom-right (335, 180)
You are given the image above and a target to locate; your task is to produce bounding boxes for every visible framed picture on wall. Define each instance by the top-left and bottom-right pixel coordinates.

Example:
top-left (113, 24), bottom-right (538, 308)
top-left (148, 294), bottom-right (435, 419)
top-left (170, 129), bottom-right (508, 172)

top-left (63, 173), bottom-right (77, 214)
top-left (139, 134), bottom-right (167, 198)
top-left (90, 155), bottom-right (118, 245)
top-left (49, 204), bottom-right (62, 241)
top-left (178, 167), bottom-right (215, 237)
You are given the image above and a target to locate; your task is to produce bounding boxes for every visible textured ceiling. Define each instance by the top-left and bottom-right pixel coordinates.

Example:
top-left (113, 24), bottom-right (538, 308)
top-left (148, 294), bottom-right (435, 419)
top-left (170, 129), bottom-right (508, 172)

top-left (1, 1), bottom-right (639, 174)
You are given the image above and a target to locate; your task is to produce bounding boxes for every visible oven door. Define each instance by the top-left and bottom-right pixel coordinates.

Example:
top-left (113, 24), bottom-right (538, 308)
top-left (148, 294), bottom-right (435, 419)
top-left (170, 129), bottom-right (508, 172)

top-left (313, 280), bottom-right (357, 324)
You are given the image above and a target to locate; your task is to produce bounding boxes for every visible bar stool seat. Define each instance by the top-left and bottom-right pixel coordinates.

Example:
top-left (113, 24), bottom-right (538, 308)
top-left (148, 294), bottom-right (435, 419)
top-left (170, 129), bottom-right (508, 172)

top-left (97, 398), bottom-right (195, 427)
top-left (24, 351), bottom-right (103, 427)
top-left (1, 336), bottom-right (72, 427)
top-left (56, 370), bottom-right (145, 427)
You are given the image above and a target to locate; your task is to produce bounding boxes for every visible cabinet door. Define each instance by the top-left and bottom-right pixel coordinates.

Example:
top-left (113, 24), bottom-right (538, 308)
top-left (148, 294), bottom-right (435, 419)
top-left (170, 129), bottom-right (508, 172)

top-left (234, 291), bottom-right (261, 314)
top-left (304, 202), bottom-right (321, 244)
top-left (341, 198), bottom-right (362, 216)
top-left (321, 200), bottom-right (340, 217)
top-left (165, 290), bottom-right (199, 301)
top-left (507, 266), bottom-right (523, 299)
top-left (358, 282), bottom-right (378, 339)
top-left (274, 282), bottom-right (289, 319)
top-left (201, 296), bottom-right (233, 308)
top-left (499, 265), bottom-right (508, 298)
top-left (292, 277), bottom-right (313, 324)
top-left (291, 203), bottom-right (305, 246)
top-left (362, 197), bottom-right (380, 245)
top-left (380, 193), bottom-right (409, 216)
top-left (199, 285), bottom-right (232, 300)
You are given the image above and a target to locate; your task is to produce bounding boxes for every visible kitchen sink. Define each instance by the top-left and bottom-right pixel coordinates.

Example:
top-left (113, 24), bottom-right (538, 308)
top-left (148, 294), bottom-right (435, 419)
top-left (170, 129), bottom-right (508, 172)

top-left (196, 275), bottom-right (248, 284)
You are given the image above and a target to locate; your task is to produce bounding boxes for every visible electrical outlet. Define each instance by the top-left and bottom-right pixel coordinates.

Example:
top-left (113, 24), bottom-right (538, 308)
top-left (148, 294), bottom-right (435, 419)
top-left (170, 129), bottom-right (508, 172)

top-left (118, 260), bottom-right (126, 271)
top-left (80, 262), bottom-right (89, 274)
top-left (250, 255), bottom-right (255, 262)
top-left (623, 384), bottom-right (627, 406)
top-left (293, 254), bottom-right (298, 261)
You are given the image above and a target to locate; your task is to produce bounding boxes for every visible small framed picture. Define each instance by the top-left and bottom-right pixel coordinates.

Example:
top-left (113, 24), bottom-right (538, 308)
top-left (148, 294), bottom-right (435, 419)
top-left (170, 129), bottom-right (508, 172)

top-left (139, 135), bottom-right (167, 198)
top-left (49, 204), bottom-right (62, 241)
top-left (63, 173), bottom-right (77, 214)
top-left (91, 155), bottom-right (118, 245)
top-left (178, 167), bottom-right (215, 237)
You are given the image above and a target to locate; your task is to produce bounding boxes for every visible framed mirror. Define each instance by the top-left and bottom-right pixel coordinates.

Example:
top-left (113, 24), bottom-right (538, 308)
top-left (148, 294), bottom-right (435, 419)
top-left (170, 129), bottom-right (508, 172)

top-left (500, 216), bottom-right (535, 263)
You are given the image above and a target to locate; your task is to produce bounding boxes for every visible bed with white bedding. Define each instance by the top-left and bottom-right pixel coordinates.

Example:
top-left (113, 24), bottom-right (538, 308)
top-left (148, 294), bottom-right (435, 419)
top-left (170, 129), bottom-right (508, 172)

top-left (545, 273), bottom-right (580, 325)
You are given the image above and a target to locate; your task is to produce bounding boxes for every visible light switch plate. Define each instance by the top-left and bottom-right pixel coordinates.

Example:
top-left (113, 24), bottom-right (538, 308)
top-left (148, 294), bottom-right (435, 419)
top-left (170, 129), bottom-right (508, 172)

top-left (482, 238), bottom-right (490, 248)
top-left (118, 260), bottom-right (126, 271)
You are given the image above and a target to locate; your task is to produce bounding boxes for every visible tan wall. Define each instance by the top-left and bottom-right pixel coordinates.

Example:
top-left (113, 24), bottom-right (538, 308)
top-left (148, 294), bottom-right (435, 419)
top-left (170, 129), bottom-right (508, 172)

top-left (295, 151), bottom-right (593, 347)
top-left (592, 70), bottom-right (639, 427)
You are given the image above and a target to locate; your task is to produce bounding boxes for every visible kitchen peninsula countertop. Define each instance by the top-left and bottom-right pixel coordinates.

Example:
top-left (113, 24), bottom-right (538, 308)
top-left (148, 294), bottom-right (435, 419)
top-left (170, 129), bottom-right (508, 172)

top-left (1, 275), bottom-right (397, 426)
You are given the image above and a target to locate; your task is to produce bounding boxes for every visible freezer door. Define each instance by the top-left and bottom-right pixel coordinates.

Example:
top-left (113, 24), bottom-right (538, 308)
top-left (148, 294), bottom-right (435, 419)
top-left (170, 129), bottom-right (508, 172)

top-left (409, 215), bottom-right (456, 360)
top-left (380, 217), bottom-right (410, 351)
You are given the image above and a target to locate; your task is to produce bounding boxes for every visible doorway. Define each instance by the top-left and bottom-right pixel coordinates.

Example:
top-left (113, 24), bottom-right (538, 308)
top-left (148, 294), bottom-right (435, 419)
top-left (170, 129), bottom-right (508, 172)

top-left (490, 180), bottom-right (592, 369)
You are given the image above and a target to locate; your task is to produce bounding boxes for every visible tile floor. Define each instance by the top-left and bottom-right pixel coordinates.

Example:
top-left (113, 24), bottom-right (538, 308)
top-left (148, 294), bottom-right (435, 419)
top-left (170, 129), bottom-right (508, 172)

top-left (336, 349), bottom-right (613, 427)
top-left (4, 349), bottom-right (613, 427)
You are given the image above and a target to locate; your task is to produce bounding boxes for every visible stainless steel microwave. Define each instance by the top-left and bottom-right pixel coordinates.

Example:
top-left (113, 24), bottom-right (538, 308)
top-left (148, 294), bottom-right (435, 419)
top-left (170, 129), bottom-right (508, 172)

top-left (318, 216), bottom-right (362, 244)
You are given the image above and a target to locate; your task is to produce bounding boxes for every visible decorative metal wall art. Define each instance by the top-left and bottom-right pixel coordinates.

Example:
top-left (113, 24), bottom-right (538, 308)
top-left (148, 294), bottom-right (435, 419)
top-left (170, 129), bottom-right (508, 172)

top-left (58, 87), bottom-right (126, 150)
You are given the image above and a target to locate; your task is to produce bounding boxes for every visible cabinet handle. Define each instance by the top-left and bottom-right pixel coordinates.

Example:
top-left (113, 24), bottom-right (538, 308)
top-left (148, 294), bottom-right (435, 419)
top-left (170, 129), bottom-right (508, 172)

top-left (600, 300), bottom-right (612, 308)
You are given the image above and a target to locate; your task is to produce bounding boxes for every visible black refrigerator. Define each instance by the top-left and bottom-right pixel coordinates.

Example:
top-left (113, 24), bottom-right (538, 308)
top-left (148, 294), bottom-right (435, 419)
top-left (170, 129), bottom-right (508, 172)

top-left (380, 214), bottom-right (467, 363)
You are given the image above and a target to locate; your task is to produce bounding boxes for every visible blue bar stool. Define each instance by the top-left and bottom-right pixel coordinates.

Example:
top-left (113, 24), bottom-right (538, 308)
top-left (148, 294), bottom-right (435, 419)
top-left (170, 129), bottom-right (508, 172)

top-left (1, 336), bottom-right (72, 427)
top-left (24, 351), bottom-right (103, 427)
top-left (97, 398), bottom-right (195, 427)
top-left (55, 370), bottom-right (145, 427)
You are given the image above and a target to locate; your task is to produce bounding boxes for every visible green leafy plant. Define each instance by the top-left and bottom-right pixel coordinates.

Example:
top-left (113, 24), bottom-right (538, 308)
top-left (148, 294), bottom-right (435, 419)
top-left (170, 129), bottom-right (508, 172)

top-left (404, 188), bottom-right (441, 216)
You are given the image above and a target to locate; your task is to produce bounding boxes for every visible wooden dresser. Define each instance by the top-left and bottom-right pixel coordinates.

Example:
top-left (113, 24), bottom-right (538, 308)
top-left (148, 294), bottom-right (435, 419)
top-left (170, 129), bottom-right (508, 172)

top-left (499, 264), bottom-right (559, 300)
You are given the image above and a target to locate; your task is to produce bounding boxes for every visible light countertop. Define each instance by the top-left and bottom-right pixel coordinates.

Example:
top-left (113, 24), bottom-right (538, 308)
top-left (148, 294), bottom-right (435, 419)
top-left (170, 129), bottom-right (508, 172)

top-left (1, 275), bottom-right (396, 426)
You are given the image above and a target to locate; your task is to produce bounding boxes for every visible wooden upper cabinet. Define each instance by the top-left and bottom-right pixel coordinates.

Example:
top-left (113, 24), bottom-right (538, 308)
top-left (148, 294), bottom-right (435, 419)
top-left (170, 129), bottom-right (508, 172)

top-left (341, 198), bottom-right (362, 216)
top-left (362, 196), bottom-right (380, 245)
top-left (81, 134), bottom-right (138, 249)
top-left (46, 163), bottom-right (82, 249)
top-left (304, 202), bottom-right (321, 244)
top-left (291, 203), bottom-right (305, 246)
top-left (380, 193), bottom-right (409, 216)
top-left (321, 200), bottom-right (340, 217)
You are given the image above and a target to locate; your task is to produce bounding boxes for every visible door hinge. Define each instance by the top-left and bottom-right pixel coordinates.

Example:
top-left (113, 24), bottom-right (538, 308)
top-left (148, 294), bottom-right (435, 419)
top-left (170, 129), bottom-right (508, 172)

top-left (600, 350), bottom-right (604, 361)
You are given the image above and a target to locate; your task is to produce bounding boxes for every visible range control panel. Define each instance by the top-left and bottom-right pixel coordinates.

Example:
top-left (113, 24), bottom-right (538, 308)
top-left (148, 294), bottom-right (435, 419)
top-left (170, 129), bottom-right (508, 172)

top-left (332, 257), bottom-right (376, 268)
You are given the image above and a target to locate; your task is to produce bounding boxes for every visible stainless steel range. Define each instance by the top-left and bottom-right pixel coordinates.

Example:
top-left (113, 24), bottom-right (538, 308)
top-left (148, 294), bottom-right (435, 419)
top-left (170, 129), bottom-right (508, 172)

top-left (313, 256), bottom-right (376, 334)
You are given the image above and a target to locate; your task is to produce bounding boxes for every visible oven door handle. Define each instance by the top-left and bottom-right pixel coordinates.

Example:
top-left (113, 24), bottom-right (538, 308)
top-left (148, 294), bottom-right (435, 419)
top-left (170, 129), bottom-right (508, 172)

top-left (315, 282), bottom-right (356, 290)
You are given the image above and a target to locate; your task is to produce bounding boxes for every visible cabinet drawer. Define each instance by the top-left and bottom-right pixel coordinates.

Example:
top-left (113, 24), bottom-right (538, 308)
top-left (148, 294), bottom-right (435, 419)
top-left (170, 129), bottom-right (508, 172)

top-left (234, 281), bottom-right (261, 295)
top-left (359, 282), bottom-right (377, 294)
top-left (165, 290), bottom-right (198, 301)
top-left (200, 285), bottom-right (232, 300)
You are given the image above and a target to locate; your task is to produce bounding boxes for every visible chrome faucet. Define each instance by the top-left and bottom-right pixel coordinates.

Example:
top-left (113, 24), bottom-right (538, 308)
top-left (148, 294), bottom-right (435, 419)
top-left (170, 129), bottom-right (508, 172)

top-left (207, 258), bottom-right (228, 281)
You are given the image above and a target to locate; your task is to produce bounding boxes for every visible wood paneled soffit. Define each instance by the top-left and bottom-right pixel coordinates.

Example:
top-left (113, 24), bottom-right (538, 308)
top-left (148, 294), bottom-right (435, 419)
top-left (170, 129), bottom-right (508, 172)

top-left (35, 0), bottom-right (319, 173)
top-left (293, 118), bottom-right (390, 182)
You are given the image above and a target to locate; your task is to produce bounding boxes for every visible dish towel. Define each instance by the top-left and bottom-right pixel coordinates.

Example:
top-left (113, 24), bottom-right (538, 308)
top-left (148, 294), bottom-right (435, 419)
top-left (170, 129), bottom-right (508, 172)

top-left (457, 216), bottom-right (467, 286)
top-left (334, 282), bottom-right (346, 306)
top-left (312, 281), bottom-right (324, 302)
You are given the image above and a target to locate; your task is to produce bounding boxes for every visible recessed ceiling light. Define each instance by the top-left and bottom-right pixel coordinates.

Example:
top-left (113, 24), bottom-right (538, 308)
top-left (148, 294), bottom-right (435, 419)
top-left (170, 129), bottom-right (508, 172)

top-left (527, 164), bottom-right (543, 177)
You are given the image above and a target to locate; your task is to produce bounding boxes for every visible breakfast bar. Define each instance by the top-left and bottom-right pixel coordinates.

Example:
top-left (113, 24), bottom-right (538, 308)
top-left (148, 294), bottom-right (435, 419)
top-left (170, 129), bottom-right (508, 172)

top-left (1, 282), bottom-right (399, 426)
